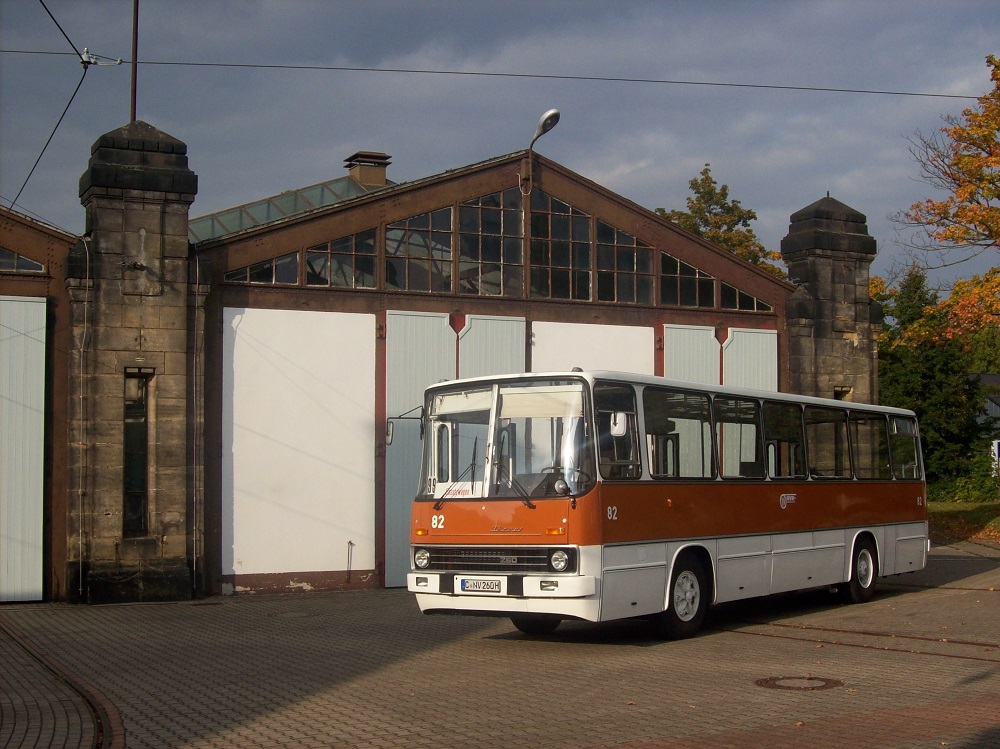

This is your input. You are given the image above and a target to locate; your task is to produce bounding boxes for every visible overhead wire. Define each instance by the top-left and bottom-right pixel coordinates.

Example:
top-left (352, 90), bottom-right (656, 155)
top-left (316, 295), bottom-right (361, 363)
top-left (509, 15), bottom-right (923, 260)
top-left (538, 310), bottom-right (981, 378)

top-left (6, 1), bottom-right (93, 212)
top-left (0, 48), bottom-right (981, 101)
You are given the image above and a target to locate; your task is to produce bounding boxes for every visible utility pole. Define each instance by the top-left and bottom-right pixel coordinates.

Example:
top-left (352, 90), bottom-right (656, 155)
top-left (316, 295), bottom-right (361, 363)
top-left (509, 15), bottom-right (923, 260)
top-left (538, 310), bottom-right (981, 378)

top-left (130, 0), bottom-right (139, 122)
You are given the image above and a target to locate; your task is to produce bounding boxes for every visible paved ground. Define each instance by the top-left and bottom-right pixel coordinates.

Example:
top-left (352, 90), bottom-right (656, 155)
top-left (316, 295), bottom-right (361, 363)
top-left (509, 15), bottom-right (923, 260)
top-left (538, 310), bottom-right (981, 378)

top-left (1, 540), bottom-right (998, 749)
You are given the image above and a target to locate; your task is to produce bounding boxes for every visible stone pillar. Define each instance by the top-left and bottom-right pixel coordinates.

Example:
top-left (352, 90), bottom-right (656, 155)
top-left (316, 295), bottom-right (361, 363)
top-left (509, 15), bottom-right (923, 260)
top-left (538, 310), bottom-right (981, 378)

top-left (67, 121), bottom-right (199, 602)
top-left (780, 196), bottom-right (881, 404)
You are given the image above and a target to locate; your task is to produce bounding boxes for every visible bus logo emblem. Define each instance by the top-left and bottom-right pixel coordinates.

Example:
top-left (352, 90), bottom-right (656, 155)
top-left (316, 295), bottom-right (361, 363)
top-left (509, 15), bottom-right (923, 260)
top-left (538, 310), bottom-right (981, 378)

top-left (779, 493), bottom-right (797, 509)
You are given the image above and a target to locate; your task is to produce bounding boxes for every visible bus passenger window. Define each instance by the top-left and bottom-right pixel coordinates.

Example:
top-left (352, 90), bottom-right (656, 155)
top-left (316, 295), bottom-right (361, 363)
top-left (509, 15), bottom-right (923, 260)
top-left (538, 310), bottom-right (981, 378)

top-left (763, 401), bottom-right (806, 479)
top-left (804, 406), bottom-right (851, 478)
top-left (594, 383), bottom-right (641, 480)
top-left (643, 387), bottom-right (714, 479)
top-left (715, 397), bottom-right (764, 479)
top-left (850, 413), bottom-right (892, 479)
top-left (889, 416), bottom-right (923, 479)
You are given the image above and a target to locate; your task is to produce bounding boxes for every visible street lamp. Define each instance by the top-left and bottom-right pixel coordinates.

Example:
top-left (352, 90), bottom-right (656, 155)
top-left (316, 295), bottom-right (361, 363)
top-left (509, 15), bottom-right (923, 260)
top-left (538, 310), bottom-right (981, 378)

top-left (520, 108), bottom-right (560, 196)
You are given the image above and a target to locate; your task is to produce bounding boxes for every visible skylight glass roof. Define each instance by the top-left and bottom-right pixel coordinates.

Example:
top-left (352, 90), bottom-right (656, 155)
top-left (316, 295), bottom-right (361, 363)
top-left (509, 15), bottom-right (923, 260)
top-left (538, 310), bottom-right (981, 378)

top-left (188, 174), bottom-right (395, 243)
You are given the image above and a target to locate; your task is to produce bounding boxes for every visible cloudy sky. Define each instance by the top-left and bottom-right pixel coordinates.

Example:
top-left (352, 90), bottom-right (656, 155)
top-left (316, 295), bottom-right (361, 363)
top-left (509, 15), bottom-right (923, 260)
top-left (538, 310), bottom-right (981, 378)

top-left (2, 1), bottom-right (997, 285)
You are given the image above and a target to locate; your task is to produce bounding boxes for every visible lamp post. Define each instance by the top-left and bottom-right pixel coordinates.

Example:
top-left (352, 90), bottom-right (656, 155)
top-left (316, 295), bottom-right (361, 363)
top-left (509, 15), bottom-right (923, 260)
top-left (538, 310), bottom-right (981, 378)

top-left (519, 108), bottom-right (560, 197)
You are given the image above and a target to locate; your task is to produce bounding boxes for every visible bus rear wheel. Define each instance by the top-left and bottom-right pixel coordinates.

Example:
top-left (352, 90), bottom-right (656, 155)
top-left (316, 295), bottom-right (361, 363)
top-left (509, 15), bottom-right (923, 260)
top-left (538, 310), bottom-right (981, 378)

top-left (510, 614), bottom-right (561, 635)
top-left (840, 537), bottom-right (878, 604)
top-left (654, 553), bottom-right (708, 640)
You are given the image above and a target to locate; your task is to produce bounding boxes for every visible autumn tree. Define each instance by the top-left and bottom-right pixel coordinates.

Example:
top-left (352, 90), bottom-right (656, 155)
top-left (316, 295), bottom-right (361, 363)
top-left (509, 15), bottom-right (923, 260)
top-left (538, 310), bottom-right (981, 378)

top-left (895, 55), bottom-right (1000, 259)
top-left (878, 265), bottom-right (999, 498)
top-left (656, 164), bottom-right (785, 277)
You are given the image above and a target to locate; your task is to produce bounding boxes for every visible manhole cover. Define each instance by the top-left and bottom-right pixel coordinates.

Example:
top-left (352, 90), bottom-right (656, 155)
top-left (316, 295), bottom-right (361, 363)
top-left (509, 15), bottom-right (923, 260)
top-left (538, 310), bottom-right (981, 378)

top-left (755, 676), bottom-right (844, 691)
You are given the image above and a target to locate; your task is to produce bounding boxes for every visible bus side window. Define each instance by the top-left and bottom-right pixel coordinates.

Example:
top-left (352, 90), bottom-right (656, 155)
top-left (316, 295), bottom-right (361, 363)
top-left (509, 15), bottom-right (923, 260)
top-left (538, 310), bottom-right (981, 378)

top-left (594, 383), bottom-right (641, 480)
top-left (643, 386), bottom-right (714, 479)
top-left (889, 416), bottom-right (923, 479)
top-left (850, 413), bottom-right (892, 479)
top-left (804, 406), bottom-right (851, 478)
top-left (763, 401), bottom-right (806, 479)
top-left (715, 396), bottom-right (764, 479)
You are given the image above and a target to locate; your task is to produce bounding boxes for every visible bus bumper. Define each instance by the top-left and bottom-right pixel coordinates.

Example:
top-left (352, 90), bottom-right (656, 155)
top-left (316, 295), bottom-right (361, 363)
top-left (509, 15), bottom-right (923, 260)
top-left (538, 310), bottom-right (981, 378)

top-left (407, 572), bottom-right (600, 620)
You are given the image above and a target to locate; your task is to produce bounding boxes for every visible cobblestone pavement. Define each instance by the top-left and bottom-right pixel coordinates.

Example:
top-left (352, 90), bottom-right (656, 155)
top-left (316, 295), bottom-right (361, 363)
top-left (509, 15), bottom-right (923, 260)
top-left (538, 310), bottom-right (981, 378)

top-left (1, 540), bottom-right (998, 749)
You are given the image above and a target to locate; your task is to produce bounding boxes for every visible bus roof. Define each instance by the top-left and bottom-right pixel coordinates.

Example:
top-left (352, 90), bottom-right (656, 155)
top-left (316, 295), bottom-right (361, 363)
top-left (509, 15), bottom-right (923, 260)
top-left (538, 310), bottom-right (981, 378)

top-left (424, 370), bottom-right (917, 418)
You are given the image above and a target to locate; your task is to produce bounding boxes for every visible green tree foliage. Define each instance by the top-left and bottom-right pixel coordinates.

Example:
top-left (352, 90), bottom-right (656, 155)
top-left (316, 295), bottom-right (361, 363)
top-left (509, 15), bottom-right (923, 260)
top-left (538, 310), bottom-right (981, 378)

top-left (656, 164), bottom-right (785, 278)
top-left (878, 265), bottom-right (999, 498)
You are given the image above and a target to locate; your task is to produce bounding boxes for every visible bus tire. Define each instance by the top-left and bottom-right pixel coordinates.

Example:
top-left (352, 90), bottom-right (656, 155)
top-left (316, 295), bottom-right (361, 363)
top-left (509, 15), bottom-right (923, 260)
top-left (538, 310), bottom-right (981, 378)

top-left (840, 537), bottom-right (878, 604)
top-left (510, 614), bottom-right (561, 636)
top-left (655, 553), bottom-right (709, 640)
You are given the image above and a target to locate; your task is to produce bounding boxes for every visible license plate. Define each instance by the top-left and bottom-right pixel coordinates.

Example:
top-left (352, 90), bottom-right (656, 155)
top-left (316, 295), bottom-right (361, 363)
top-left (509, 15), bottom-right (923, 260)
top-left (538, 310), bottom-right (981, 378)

top-left (459, 577), bottom-right (503, 594)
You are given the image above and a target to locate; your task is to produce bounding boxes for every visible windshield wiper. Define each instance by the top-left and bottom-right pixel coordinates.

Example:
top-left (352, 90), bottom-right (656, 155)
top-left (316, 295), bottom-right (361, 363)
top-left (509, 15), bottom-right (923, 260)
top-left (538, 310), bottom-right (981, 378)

top-left (434, 437), bottom-right (478, 510)
top-left (495, 462), bottom-right (536, 509)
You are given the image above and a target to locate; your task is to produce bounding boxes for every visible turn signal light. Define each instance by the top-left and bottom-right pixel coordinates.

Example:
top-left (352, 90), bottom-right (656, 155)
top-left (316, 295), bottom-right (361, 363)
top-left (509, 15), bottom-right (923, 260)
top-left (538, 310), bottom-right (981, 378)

top-left (545, 527), bottom-right (565, 536)
top-left (415, 528), bottom-right (429, 536)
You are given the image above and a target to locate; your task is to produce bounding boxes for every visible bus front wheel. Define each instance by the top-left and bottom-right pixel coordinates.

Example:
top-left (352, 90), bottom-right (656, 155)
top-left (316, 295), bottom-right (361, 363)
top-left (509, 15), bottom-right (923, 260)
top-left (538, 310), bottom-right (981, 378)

top-left (510, 614), bottom-right (561, 635)
top-left (840, 537), bottom-right (878, 604)
top-left (655, 553), bottom-right (708, 640)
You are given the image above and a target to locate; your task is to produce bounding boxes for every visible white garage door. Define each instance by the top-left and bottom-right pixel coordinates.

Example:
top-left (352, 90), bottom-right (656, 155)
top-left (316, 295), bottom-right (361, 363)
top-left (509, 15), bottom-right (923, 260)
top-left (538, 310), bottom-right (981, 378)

top-left (1, 296), bottom-right (46, 602)
top-left (222, 308), bottom-right (375, 583)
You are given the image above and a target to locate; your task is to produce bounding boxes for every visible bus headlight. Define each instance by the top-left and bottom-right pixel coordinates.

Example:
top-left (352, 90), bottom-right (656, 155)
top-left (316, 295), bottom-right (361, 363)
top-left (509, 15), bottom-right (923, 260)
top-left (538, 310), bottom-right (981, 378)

top-left (550, 549), bottom-right (569, 572)
top-left (414, 548), bottom-right (431, 569)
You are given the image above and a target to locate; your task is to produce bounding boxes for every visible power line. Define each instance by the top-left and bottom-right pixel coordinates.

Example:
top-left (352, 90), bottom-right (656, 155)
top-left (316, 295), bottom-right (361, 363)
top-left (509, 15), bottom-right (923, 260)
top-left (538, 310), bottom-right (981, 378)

top-left (8, 66), bottom-right (88, 212)
top-left (0, 48), bottom-right (981, 100)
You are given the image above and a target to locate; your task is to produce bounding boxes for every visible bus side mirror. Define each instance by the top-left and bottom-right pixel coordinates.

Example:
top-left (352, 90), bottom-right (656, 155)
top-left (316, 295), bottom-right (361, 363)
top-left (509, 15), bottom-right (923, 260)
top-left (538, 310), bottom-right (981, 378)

top-left (386, 420), bottom-right (394, 445)
top-left (610, 412), bottom-right (628, 438)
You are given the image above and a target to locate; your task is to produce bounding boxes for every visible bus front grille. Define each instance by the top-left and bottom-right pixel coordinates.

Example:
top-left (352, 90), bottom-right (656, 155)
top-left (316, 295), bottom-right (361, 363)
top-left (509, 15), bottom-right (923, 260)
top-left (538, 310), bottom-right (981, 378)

top-left (425, 547), bottom-right (553, 573)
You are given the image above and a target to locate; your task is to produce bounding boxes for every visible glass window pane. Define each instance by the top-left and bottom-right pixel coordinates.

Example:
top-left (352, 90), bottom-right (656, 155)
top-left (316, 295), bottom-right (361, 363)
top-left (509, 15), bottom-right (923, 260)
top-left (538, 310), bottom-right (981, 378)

top-left (679, 277), bottom-right (698, 306)
top-left (635, 248), bottom-right (652, 273)
top-left (530, 267), bottom-right (549, 297)
top-left (306, 251), bottom-right (330, 285)
top-left (329, 254), bottom-right (354, 287)
top-left (502, 188), bottom-right (521, 210)
top-left (408, 259), bottom-right (431, 291)
top-left (721, 283), bottom-right (737, 309)
top-left (597, 245), bottom-right (614, 271)
top-left (698, 278), bottom-right (715, 307)
top-left (661, 279), bottom-right (678, 306)
top-left (502, 266), bottom-right (523, 297)
top-left (552, 241), bottom-right (570, 268)
top-left (573, 242), bottom-right (590, 269)
top-left (481, 207), bottom-right (502, 235)
top-left (0, 248), bottom-right (16, 270)
top-left (597, 271), bottom-right (615, 301)
top-left (482, 235), bottom-right (501, 263)
top-left (617, 274), bottom-right (635, 303)
top-left (503, 236), bottom-right (521, 264)
top-left (460, 233), bottom-right (479, 261)
top-left (636, 276), bottom-right (653, 305)
top-left (459, 206), bottom-right (480, 233)
top-left (249, 260), bottom-right (273, 283)
top-left (597, 220), bottom-right (615, 244)
top-left (551, 214), bottom-right (570, 240)
top-left (431, 207), bottom-right (451, 231)
top-left (530, 213), bottom-right (550, 239)
top-left (572, 216), bottom-right (590, 240)
top-left (459, 261), bottom-right (480, 294)
top-left (385, 256), bottom-right (406, 289)
top-left (617, 247), bottom-right (635, 272)
top-left (551, 269), bottom-right (571, 299)
top-left (573, 270), bottom-right (591, 300)
top-left (550, 198), bottom-right (569, 214)
top-left (18, 255), bottom-right (43, 272)
top-left (274, 253), bottom-right (298, 284)
top-left (357, 229), bottom-right (376, 254)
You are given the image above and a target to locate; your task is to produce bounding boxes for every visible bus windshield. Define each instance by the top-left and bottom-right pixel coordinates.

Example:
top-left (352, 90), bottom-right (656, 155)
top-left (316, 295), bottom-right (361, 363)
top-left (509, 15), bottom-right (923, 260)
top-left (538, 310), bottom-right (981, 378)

top-left (419, 379), bottom-right (595, 501)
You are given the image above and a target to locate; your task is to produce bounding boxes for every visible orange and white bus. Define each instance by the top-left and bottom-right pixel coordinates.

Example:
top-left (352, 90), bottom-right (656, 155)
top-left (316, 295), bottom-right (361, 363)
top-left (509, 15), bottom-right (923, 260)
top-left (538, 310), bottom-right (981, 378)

top-left (406, 371), bottom-right (927, 638)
